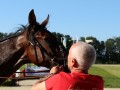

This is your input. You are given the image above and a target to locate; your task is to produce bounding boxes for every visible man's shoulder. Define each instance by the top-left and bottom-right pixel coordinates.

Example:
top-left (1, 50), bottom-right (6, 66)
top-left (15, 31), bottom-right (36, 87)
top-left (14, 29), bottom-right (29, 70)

top-left (48, 72), bottom-right (69, 78)
top-left (58, 72), bottom-right (70, 77)
top-left (45, 72), bottom-right (70, 83)
top-left (90, 74), bottom-right (103, 79)
top-left (88, 74), bottom-right (104, 82)
top-left (70, 72), bottom-right (103, 82)
top-left (53, 72), bottom-right (71, 79)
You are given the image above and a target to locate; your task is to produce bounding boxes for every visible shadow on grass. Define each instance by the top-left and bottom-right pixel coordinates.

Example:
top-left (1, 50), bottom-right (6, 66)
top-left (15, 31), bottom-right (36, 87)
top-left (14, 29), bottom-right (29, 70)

top-left (0, 80), bottom-right (19, 87)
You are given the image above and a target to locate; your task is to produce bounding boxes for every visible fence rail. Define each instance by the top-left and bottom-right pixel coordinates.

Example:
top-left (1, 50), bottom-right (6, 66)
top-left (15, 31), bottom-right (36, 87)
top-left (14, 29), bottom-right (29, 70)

top-left (0, 70), bottom-right (50, 79)
top-left (0, 76), bottom-right (44, 79)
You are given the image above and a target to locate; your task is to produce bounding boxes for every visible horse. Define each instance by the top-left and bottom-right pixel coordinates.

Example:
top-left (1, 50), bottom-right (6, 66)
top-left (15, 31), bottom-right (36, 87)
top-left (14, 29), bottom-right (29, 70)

top-left (0, 9), bottom-right (67, 85)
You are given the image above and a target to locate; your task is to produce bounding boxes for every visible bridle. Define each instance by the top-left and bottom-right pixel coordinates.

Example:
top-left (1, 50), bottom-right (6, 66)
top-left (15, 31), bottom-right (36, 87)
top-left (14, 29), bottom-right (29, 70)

top-left (28, 25), bottom-right (67, 66)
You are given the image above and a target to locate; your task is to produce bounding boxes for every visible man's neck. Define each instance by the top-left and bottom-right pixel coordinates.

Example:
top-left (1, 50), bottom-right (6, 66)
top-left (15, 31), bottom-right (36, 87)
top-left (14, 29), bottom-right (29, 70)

top-left (71, 68), bottom-right (88, 74)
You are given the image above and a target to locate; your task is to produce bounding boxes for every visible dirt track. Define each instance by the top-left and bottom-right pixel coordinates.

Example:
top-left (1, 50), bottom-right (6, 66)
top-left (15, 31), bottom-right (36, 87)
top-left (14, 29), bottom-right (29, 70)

top-left (0, 79), bottom-right (120, 90)
top-left (0, 79), bottom-right (37, 90)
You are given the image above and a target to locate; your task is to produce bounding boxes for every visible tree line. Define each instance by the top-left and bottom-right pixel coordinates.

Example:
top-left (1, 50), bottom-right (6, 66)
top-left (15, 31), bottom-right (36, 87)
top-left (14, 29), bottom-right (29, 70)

top-left (52, 32), bottom-right (120, 64)
top-left (0, 31), bottom-right (120, 64)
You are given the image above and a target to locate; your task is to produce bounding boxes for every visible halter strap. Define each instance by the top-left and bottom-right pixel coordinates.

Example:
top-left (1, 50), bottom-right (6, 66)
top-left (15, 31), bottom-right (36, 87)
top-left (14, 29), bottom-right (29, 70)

top-left (28, 26), bottom-right (67, 66)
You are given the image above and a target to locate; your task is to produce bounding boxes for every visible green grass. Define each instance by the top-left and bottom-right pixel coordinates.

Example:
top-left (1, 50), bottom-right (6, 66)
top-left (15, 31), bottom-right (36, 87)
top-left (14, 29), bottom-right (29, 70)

top-left (89, 64), bottom-right (120, 88)
top-left (1, 79), bottom-right (13, 86)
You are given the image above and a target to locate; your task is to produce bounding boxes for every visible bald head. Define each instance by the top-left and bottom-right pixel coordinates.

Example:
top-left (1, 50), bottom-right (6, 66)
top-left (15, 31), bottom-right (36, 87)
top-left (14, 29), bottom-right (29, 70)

top-left (69, 41), bottom-right (96, 70)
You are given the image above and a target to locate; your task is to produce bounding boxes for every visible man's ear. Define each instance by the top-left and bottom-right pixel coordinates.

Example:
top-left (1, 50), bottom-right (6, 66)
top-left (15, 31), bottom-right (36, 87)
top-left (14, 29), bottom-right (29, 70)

top-left (72, 59), bottom-right (78, 67)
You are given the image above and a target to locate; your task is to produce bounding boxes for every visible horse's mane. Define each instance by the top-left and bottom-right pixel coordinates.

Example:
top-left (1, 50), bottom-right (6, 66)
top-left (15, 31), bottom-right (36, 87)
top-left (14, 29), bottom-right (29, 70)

top-left (0, 25), bottom-right (28, 42)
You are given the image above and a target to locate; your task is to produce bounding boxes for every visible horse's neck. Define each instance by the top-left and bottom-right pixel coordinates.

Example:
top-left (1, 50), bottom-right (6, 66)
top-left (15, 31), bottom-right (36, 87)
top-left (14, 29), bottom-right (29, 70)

top-left (0, 47), bottom-right (25, 85)
top-left (0, 38), bottom-right (18, 65)
top-left (0, 35), bottom-right (29, 84)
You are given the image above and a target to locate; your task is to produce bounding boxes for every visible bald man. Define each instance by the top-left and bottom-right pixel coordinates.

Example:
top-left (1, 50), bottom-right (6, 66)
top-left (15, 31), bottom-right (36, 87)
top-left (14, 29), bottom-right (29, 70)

top-left (31, 41), bottom-right (104, 90)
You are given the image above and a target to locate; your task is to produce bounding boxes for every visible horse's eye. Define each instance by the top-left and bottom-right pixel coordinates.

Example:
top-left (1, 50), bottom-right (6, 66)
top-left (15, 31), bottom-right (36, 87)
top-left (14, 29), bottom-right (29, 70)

top-left (44, 36), bottom-right (51, 40)
top-left (43, 36), bottom-right (46, 39)
top-left (44, 37), bottom-right (51, 41)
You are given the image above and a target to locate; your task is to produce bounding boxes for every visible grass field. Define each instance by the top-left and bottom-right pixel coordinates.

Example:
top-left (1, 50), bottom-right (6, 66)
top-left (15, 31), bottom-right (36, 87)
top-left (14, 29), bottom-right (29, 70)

top-left (89, 64), bottom-right (120, 88)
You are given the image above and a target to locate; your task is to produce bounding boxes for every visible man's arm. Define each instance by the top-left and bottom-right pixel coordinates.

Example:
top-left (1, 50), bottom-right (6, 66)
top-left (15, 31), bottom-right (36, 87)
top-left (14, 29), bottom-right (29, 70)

top-left (30, 66), bottom-right (63, 90)
top-left (34, 65), bottom-right (63, 84)
top-left (34, 73), bottom-right (55, 85)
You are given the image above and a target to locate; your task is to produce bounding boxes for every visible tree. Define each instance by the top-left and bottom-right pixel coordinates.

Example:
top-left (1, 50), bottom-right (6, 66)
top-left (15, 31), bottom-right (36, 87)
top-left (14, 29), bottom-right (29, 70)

top-left (80, 37), bottom-right (85, 42)
top-left (85, 36), bottom-right (106, 63)
top-left (0, 32), bottom-right (4, 38)
top-left (0, 32), bottom-right (8, 40)
top-left (52, 32), bottom-right (73, 51)
top-left (52, 32), bottom-right (64, 42)
top-left (64, 35), bottom-right (73, 50)
top-left (105, 37), bottom-right (120, 64)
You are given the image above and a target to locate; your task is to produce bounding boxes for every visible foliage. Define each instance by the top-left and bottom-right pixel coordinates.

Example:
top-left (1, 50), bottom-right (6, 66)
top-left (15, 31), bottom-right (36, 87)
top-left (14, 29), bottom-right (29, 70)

top-left (52, 32), bottom-right (73, 51)
top-left (105, 37), bottom-right (120, 64)
top-left (0, 32), bottom-right (8, 39)
top-left (0, 79), bottom-right (12, 86)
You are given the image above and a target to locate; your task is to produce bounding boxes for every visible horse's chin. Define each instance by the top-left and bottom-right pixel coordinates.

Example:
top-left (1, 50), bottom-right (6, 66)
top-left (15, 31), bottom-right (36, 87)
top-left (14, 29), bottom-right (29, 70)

top-left (43, 58), bottom-right (70, 72)
top-left (51, 57), bottom-right (67, 65)
top-left (35, 58), bottom-right (57, 69)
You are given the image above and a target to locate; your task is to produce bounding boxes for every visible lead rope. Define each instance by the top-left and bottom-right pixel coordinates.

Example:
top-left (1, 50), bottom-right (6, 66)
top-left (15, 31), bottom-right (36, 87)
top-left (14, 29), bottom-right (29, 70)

top-left (29, 30), bottom-right (40, 66)
top-left (33, 43), bottom-right (39, 66)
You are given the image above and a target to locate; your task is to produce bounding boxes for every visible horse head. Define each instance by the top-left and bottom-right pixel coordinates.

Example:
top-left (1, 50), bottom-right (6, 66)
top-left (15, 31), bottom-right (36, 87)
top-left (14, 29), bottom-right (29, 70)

top-left (17, 9), bottom-right (67, 68)
top-left (0, 9), bottom-right (68, 84)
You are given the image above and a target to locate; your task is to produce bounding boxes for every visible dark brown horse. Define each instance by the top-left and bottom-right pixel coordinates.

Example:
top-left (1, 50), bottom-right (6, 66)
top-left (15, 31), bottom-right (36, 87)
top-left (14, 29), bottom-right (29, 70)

top-left (0, 9), bottom-right (67, 84)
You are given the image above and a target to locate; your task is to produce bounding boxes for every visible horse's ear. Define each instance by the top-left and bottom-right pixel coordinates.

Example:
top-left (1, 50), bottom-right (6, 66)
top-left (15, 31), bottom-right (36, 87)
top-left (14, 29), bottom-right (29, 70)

top-left (28, 9), bottom-right (37, 25)
top-left (41, 15), bottom-right (49, 27)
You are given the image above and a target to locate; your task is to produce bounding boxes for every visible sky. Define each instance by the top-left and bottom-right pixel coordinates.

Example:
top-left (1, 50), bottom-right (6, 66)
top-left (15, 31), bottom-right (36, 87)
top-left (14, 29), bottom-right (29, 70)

top-left (0, 0), bottom-right (120, 41)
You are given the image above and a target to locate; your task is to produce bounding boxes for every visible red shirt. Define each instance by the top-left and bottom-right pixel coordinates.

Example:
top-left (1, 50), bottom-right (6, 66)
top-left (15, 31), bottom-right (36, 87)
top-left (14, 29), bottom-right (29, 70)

top-left (46, 72), bottom-right (104, 90)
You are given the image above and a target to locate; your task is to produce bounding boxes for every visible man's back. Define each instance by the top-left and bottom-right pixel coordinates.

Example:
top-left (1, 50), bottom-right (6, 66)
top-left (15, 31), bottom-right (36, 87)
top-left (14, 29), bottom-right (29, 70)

top-left (31, 42), bottom-right (104, 90)
top-left (46, 72), bottom-right (103, 90)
